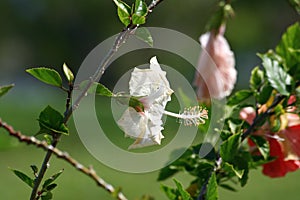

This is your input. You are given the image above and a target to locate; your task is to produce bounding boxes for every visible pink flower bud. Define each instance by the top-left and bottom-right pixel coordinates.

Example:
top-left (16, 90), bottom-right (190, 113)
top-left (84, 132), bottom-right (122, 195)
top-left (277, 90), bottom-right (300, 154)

top-left (193, 26), bottom-right (237, 100)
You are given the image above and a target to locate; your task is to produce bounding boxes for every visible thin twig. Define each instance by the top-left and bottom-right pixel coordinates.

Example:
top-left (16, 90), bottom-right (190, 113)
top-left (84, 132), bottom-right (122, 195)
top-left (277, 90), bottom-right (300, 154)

top-left (0, 119), bottom-right (128, 200)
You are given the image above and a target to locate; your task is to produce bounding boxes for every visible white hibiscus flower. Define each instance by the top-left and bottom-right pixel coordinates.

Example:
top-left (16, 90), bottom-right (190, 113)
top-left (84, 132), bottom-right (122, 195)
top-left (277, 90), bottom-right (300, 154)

top-left (118, 56), bottom-right (208, 149)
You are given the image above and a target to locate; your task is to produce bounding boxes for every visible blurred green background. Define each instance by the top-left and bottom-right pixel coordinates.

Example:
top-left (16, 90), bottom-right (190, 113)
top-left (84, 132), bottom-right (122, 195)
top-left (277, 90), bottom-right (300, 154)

top-left (0, 0), bottom-right (300, 199)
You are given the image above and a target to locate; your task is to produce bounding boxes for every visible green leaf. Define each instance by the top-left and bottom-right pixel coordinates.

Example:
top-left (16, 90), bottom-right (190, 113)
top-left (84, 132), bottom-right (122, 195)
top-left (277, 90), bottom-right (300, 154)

top-left (11, 169), bottom-right (34, 188)
top-left (132, 0), bottom-right (148, 25)
top-left (219, 184), bottom-right (237, 192)
top-left (38, 106), bottom-right (69, 135)
top-left (257, 84), bottom-right (273, 104)
top-left (42, 169), bottom-right (64, 189)
top-left (227, 90), bottom-right (252, 106)
top-left (79, 81), bottom-right (113, 97)
top-left (249, 136), bottom-right (270, 160)
top-left (135, 27), bottom-right (153, 47)
top-left (260, 54), bottom-right (293, 96)
top-left (161, 184), bottom-right (177, 200)
top-left (41, 192), bottom-right (53, 200)
top-left (223, 162), bottom-right (244, 179)
top-left (250, 66), bottom-right (264, 90)
top-left (173, 179), bottom-right (192, 200)
top-left (0, 84), bottom-right (14, 98)
top-left (62, 63), bottom-right (74, 83)
top-left (157, 166), bottom-right (179, 181)
top-left (206, 173), bottom-right (218, 200)
top-left (113, 0), bottom-right (132, 26)
top-left (134, 0), bottom-right (148, 17)
top-left (220, 133), bottom-right (241, 162)
top-left (276, 22), bottom-right (300, 77)
top-left (227, 119), bottom-right (243, 135)
top-left (30, 165), bottom-right (38, 175)
top-left (26, 67), bottom-right (62, 87)
top-left (45, 184), bottom-right (57, 192)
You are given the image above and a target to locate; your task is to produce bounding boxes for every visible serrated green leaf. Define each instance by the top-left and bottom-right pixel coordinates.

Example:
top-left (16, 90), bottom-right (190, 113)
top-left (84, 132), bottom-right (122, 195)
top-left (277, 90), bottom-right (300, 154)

top-left (0, 84), bottom-right (14, 98)
top-left (220, 133), bottom-right (241, 162)
top-left (260, 54), bottom-right (293, 96)
top-left (276, 22), bottom-right (300, 77)
top-left (250, 66), bottom-right (264, 90)
top-left (11, 169), bottom-right (34, 188)
top-left (113, 0), bottom-right (131, 26)
top-left (250, 135), bottom-right (270, 160)
top-left (134, 27), bottom-right (153, 47)
top-left (174, 179), bottom-right (192, 200)
top-left (206, 172), bottom-right (218, 200)
top-left (38, 106), bottom-right (69, 135)
top-left (41, 192), bottom-right (53, 200)
top-left (26, 67), bottom-right (62, 87)
top-left (227, 90), bottom-right (252, 106)
top-left (42, 169), bottom-right (64, 189)
top-left (62, 63), bottom-right (74, 83)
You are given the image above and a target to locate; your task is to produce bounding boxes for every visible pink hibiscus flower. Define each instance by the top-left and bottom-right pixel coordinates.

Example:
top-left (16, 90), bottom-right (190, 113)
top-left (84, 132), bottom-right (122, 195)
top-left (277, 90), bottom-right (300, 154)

top-left (193, 25), bottom-right (237, 100)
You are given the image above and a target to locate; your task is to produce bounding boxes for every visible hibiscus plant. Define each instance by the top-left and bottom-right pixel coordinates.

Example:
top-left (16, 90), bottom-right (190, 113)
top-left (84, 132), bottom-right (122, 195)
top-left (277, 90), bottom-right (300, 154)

top-left (0, 0), bottom-right (299, 200)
